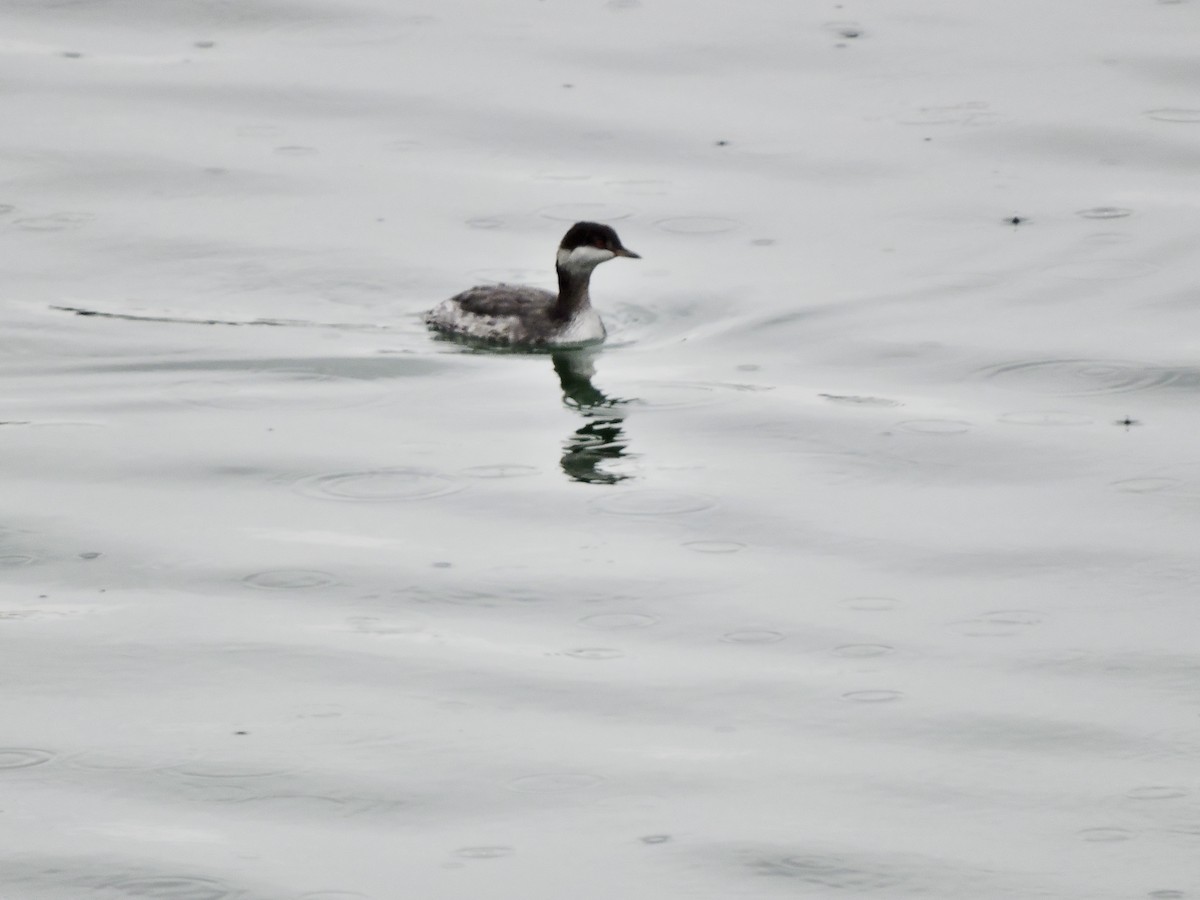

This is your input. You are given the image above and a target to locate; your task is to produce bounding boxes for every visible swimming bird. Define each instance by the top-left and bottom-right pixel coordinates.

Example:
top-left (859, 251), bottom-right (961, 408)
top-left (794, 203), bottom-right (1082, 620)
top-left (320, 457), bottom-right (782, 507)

top-left (425, 221), bottom-right (640, 347)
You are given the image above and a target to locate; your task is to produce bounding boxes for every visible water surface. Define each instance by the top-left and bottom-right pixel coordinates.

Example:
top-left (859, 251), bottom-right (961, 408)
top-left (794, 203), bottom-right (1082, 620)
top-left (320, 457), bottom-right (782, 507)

top-left (2, 1), bottom-right (1198, 897)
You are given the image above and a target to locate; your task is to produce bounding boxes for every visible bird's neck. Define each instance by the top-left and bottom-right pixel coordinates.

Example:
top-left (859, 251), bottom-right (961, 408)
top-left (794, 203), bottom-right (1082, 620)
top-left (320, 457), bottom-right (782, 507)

top-left (554, 264), bottom-right (593, 321)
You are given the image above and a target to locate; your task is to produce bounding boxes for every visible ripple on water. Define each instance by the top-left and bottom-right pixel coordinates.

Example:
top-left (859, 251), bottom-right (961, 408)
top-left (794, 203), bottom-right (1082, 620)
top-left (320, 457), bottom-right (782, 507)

top-left (347, 616), bottom-right (426, 636)
top-left (629, 381), bottom-right (722, 409)
top-left (1112, 476), bottom-right (1186, 494)
top-left (453, 846), bottom-right (514, 860)
top-left (1144, 108), bottom-right (1200, 123)
top-left (300, 893), bottom-right (369, 900)
top-left (170, 759), bottom-right (297, 779)
top-left (1076, 206), bottom-right (1133, 219)
top-left (171, 372), bottom-right (384, 410)
top-left (842, 689), bottom-right (903, 703)
top-left (103, 876), bottom-right (234, 900)
top-left (273, 145), bottom-right (318, 157)
top-left (67, 752), bottom-right (180, 772)
top-left (0, 553), bottom-right (38, 567)
top-left (1078, 827), bottom-right (1135, 842)
top-left (564, 647), bottom-right (625, 660)
top-left (578, 612), bottom-right (659, 629)
top-left (819, 393), bottom-right (902, 408)
top-left (407, 585), bottom-right (550, 607)
top-left (754, 854), bottom-right (900, 890)
top-left (538, 203), bottom-right (634, 222)
top-left (683, 540), bottom-right (746, 554)
top-left (592, 490), bottom-right (716, 516)
top-left (834, 643), bottom-right (895, 658)
top-left (896, 101), bottom-right (997, 127)
top-left (721, 630), bottom-right (786, 644)
top-left (296, 468), bottom-right (465, 502)
top-left (603, 300), bottom-right (659, 333)
top-left (1126, 785), bottom-right (1188, 800)
top-left (508, 772), bottom-right (604, 793)
top-left (840, 596), bottom-right (902, 612)
top-left (977, 359), bottom-right (1200, 395)
top-left (0, 748), bottom-right (56, 769)
top-left (950, 609), bottom-right (1044, 637)
top-left (654, 216), bottom-right (742, 234)
top-left (13, 212), bottom-right (94, 231)
top-left (242, 569), bottom-right (337, 590)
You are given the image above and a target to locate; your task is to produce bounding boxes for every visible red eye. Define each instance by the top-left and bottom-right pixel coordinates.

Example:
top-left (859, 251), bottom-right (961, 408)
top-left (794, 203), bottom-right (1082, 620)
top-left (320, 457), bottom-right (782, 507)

top-left (593, 238), bottom-right (605, 249)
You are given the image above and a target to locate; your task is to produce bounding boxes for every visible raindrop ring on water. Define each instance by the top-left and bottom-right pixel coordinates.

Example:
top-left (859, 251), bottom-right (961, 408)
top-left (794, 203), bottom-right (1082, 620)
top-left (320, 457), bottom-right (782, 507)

top-left (104, 876), bottom-right (234, 900)
top-left (841, 689), bottom-right (903, 703)
top-left (242, 569), bottom-right (337, 590)
top-left (564, 647), bottom-right (625, 660)
top-left (0, 747), bottom-right (56, 769)
top-left (683, 540), bottom-right (746, 553)
top-left (578, 613), bottom-right (658, 630)
top-left (1144, 108), bottom-right (1200, 123)
top-left (1076, 206), bottom-right (1132, 219)
top-left (977, 359), bottom-right (1193, 395)
top-left (296, 468), bottom-right (465, 502)
top-left (721, 630), bottom-right (786, 644)
top-left (592, 490), bottom-right (716, 516)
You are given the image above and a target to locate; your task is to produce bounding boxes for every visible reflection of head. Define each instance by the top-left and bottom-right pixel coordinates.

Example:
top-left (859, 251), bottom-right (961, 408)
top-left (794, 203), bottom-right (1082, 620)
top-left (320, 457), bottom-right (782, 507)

top-left (561, 417), bottom-right (630, 485)
top-left (551, 350), bottom-right (633, 484)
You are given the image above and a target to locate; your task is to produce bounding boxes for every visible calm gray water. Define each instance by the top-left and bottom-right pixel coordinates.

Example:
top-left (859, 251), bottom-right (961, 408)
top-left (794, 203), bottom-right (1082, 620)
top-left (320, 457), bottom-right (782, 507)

top-left (2, 1), bottom-right (1198, 898)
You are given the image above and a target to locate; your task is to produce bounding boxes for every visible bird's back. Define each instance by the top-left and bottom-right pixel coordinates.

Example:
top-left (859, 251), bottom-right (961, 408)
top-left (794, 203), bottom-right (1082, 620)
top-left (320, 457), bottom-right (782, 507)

top-left (425, 283), bottom-right (559, 344)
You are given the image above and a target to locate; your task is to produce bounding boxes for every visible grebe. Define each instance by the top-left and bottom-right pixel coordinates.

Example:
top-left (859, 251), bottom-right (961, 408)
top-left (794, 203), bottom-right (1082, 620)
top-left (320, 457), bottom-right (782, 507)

top-left (425, 221), bottom-right (640, 347)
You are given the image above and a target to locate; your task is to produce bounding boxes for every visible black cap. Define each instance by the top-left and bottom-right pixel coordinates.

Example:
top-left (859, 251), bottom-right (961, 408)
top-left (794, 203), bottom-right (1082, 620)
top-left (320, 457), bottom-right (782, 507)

top-left (559, 221), bottom-right (640, 258)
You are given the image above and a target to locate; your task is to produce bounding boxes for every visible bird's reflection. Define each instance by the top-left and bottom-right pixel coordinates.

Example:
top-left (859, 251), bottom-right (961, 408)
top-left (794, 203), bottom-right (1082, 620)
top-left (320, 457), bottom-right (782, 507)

top-left (552, 350), bottom-right (633, 484)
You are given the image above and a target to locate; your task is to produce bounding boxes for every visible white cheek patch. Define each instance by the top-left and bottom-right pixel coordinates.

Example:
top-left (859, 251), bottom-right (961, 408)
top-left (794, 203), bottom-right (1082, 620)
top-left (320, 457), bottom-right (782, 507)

top-left (557, 245), bottom-right (615, 270)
